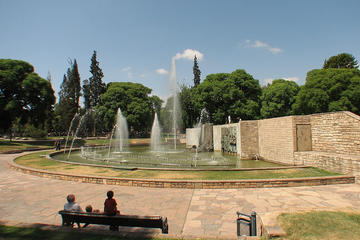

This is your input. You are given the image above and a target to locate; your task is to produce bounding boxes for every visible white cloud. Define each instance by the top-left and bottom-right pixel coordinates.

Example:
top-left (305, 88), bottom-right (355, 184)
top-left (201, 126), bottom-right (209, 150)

top-left (283, 77), bottom-right (299, 82)
top-left (264, 78), bottom-right (275, 85)
top-left (244, 40), bottom-right (283, 55)
top-left (252, 40), bottom-right (269, 48)
top-left (263, 77), bottom-right (300, 85)
top-left (269, 47), bottom-right (283, 54)
top-left (139, 73), bottom-right (146, 78)
top-left (174, 48), bottom-right (204, 61)
top-left (122, 66), bottom-right (131, 72)
top-left (156, 68), bottom-right (169, 75)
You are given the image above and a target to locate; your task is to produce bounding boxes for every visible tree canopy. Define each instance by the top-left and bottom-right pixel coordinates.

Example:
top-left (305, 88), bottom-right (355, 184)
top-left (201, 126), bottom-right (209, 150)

top-left (96, 82), bottom-right (162, 137)
top-left (323, 53), bottom-right (358, 69)
top-left (192, 69), bottom-right (261, 124)
top-left (260, 79), bottom-right (300, 118)
top-left (0, 59), bottom-right (55, 134)
top-left (293, 68), bottom-right (360, 115)
top-left (55, 59), bottom-right (82, 133)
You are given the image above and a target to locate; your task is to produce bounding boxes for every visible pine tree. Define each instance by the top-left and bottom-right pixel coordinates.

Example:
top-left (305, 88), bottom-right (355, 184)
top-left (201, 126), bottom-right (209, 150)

top-left (193, 55), bottom-right (201, 87)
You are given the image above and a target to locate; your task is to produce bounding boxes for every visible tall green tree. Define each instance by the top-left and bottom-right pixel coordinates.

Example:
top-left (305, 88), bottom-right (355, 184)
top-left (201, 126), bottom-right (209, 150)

top-left (82, 51), bottom-right (106, 136)
top-left (193, 69), bottom-right (261, 124)
top-left (56, 59), bottom-right (81, 133)
top-left (193, 55), bottom-right (201, 87)
top-left (179, 84), bottom-right (198, 130)
top-left (0, 59), bottom-right (55, 135)
top-left (323, 53), bottom-right (358, 69)
top-left (260, 79), bottom-right (300, 118)
top-left (293, 68), bottom-right (360, 115)
top-left (96, 82), bottom-right (162, 137)
top-left (83, 51), bottom-right (106, 110)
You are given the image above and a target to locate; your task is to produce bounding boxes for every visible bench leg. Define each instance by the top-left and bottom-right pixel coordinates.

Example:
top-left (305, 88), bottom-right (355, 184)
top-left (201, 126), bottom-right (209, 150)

top-left (109, 225), bottom-right (119, 231)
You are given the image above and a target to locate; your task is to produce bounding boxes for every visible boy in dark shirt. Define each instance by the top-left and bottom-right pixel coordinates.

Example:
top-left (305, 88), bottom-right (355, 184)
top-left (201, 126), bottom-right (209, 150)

top-left (104, 190), bottom-right (120, 216)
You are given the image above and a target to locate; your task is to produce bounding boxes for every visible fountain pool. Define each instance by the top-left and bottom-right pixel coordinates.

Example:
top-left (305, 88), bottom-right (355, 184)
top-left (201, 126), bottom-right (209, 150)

top-left (51, 145), bottom-right (282, 170)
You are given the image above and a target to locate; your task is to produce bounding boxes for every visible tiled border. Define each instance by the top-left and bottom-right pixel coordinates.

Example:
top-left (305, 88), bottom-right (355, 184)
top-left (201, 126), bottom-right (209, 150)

top-left (8, 157), bottom-right (355, 189)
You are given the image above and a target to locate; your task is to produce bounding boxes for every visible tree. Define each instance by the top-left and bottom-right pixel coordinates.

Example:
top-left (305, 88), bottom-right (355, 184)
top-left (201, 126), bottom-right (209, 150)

top-left (260, 79), bottom-right (300, 118)
top-left (0, 59), bottom-right (55, 135)
top-left (82, 51), bottom-right (106, 136)
top-left (192, 69), bottom-right (261, 124)
top-left (83, 51), bottom-right (106, 110)
top-left (179, 84), bottom-right (198, 130)
top-left (193, 55), bottom-right (201, 87)
top-left (323, 53), bottom-right (358, 69)
top-left (96, 82), bottom-right (162, 137)
top-left (56, 59), bottom-right (81, 133)
top-left (293, 68), bottom-right (360, 115)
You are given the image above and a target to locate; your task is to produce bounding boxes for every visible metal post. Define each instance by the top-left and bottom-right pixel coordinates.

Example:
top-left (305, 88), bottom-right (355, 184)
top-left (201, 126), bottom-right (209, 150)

top-left (250, 211), bottom-right (257, 236)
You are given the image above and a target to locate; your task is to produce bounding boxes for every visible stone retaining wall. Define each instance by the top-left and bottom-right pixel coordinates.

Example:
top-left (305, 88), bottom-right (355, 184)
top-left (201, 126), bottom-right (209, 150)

top-left (8, 159), bottom-right (354, 189)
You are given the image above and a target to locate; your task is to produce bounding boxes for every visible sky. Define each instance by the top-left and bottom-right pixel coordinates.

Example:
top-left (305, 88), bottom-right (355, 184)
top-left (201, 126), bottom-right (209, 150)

top-left (1, 0), bottom-right (359, 103)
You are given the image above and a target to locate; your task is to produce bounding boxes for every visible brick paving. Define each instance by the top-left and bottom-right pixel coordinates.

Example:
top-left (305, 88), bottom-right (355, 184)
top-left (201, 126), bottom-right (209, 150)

top-left (1, 152), bottom-right (360, 239)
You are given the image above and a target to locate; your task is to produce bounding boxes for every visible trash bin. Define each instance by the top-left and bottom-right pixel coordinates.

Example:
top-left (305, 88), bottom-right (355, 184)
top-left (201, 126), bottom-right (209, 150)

top-left (237, 211), bottom-right (257, 236)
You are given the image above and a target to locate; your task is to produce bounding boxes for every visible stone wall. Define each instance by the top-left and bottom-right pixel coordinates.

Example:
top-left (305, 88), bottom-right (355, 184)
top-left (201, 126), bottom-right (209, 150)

top-left (258, 116), bottom-right (295, 164)
top-left (310, 111), bottom-right (360, 155)
top-left (293, 111), bottom-right (360, 181)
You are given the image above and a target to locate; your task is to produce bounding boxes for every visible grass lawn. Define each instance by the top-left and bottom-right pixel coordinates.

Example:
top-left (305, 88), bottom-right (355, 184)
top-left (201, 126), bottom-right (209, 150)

top-left (0, 225), bottom-right (173, 240)
top-left (0, 138), bottom-right (150, 153)
top-left (0, 139), bottom-right (55, 153)
top-left (14, 151), bottom-right (340, 180)
top-left (275, 211), bottom-right (360, 240)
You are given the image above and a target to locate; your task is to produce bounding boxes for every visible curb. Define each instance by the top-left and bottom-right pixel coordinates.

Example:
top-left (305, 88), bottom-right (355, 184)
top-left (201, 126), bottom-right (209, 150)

top-left (8, 157), bottom-right (356, 189)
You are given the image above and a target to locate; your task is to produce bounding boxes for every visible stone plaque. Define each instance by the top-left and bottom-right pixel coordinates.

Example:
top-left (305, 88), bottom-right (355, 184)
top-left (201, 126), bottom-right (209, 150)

top-left (296, 124), bottom-right (312, 151)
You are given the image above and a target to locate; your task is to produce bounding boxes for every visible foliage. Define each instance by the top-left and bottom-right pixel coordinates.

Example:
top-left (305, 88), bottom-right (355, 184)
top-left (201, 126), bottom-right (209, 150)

top-left (23, 124), bottom-right (48, 139)
top-left (323, 53), bottom-right (358, 69)
top-left (56, 59), bottom-right (82, 134)
top-left (277, 211), bottom-right (360, 240)
top-left (193, 55), bottom-right (201, 87)
top-left (293, 68), bottom-right (360, 115)
top-left (260, 79), bottom-right (300, 118)
top-left (179, 84), bottom-right (198, 130)
top-left (0, 59), bottom-right (55, 134)
top-left (96, 82), bottom-right (162, 137)
top-left (192, 70), bottom-right (261, 124)
top-left (83, 50), bottom-right (106, 110)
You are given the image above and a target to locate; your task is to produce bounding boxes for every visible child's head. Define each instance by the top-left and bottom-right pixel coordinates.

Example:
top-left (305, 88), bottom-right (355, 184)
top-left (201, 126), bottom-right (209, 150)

top-left (107, 190), bottom-right (114, 199)
top-left (66, 194), bottom-right (75, 203)
top-left (85, 205), bottom-right (93, 212)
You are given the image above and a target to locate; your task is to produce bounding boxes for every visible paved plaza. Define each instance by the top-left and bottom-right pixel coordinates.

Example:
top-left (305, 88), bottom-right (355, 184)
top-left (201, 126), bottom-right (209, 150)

top-left (1, 152), bottom-right (360, 239)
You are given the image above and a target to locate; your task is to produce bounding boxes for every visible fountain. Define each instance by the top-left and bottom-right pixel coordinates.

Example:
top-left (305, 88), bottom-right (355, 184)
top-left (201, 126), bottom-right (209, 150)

top-left (151, 113), bottom-right (163, 152)
top-left (56, 58), bottom-right (282, 170)
top-left (64, 112), bottom-right (80, 153)
top-left (67, 110), bottom-right (92, 159)
top-left (170, 57), bottom-right (181, 149)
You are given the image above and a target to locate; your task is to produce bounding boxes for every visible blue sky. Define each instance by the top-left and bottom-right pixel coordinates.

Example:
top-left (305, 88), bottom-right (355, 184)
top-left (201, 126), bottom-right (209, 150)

top-left (1, 0), bottom-right (359, 103)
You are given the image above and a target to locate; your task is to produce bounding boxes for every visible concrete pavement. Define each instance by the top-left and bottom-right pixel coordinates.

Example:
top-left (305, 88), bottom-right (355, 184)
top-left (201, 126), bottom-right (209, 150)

top-left (1, 152), bottom-right (360, 239)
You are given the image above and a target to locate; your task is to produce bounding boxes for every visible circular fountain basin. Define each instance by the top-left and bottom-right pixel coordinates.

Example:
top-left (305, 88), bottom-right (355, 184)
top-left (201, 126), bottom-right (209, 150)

top-left (52, 145), bottom-right (283, 170)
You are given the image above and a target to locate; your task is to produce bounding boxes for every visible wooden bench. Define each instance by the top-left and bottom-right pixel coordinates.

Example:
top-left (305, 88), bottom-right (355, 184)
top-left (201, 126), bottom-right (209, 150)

top-left (58, 210), bottom-right (168, 234)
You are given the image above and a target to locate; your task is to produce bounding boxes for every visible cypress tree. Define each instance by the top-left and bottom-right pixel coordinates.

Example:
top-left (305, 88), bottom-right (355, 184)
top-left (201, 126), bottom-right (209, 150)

top-left (57, 59), bottom-right (81, 131)
top-left (193, 55), bottom-right (201, 87)
top-left (83, 50), bottom-right (105, 110)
